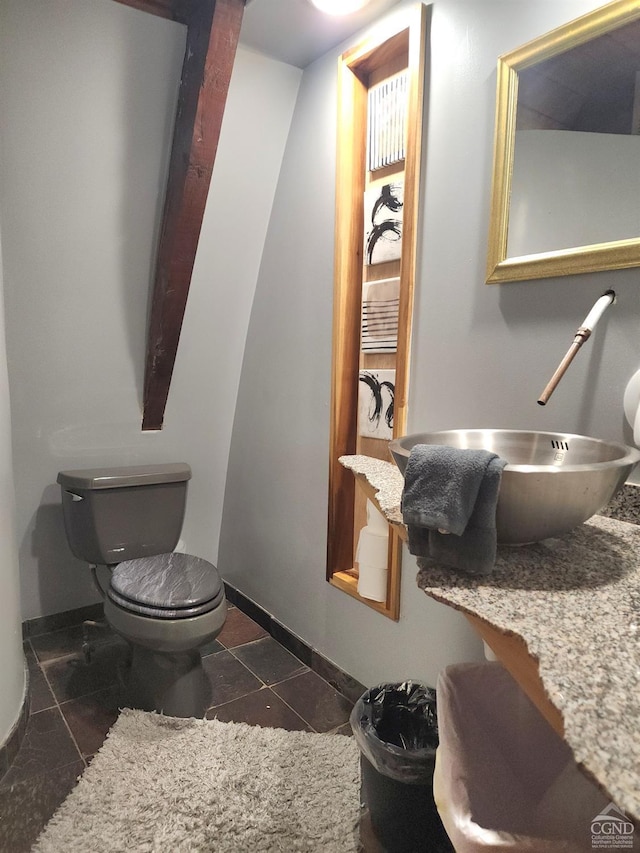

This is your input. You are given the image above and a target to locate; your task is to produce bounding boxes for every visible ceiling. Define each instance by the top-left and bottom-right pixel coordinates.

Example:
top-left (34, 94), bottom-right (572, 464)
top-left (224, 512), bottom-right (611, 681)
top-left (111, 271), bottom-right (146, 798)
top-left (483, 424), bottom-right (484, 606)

top-left (518, 18), bottom-right (640, 134)
top-left (239, 0), bottom-right (402, 69)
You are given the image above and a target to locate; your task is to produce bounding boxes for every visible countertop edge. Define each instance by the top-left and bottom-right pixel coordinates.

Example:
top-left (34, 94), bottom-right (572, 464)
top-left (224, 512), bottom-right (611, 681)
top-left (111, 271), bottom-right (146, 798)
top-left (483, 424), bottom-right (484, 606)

top-left (339, 454), bottom-right (640, 821)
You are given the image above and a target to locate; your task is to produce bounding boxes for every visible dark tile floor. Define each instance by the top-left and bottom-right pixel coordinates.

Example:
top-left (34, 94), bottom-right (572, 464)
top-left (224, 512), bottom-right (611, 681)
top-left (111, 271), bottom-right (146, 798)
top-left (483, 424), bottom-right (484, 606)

top-left (0, 605), bottom-right (367, 852)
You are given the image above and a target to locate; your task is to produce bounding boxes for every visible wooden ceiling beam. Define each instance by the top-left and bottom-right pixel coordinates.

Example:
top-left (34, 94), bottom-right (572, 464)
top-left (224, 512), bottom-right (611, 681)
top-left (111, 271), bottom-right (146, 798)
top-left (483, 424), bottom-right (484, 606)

top-left (141, 0), bottom-right (245, 429)
top-left (111, 0), bottom-right (187, 24)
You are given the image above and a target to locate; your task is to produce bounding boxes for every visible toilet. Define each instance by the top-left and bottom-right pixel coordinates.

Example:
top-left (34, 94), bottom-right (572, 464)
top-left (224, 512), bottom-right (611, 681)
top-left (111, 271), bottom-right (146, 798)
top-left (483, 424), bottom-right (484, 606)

top-left (56, 463), bottom-right (227, 718)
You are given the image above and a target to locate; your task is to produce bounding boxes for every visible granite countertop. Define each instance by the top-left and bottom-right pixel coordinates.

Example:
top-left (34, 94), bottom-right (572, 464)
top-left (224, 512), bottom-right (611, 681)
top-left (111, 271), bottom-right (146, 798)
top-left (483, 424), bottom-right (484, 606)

top-left (339, 455), bottom-right (405, 525)
top-left (339, 454), bottom-right (640, 821)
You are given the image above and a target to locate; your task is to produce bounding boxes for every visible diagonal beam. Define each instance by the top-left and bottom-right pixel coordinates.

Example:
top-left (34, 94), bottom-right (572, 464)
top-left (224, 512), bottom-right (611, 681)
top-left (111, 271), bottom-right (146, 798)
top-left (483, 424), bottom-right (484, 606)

top-left (111, 0), bottom-right (188, 24)
top-left (141, 0), bottom-right (245, 429)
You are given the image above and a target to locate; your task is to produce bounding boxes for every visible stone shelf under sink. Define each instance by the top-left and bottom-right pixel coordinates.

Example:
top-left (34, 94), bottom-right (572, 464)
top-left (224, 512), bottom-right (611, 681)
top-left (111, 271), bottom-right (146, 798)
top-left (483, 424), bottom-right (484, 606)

top-left (339, 453), bottom-right (640, 822)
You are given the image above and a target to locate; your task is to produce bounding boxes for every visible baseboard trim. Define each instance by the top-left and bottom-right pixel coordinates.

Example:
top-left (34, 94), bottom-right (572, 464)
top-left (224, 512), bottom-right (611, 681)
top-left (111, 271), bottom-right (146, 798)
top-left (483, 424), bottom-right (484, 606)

top-left (19, 586), bottom-right (368, 708)
top-left (224, 582), bottom-right (366, 704)
top-left (22, 602), bottom-right (104, 640)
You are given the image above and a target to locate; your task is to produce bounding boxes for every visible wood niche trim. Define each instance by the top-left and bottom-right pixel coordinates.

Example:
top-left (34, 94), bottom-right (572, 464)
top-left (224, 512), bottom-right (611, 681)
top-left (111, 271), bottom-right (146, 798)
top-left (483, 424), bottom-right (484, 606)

top-left (113, 0), bottom-right (246, 430)
top-left (327, 5), bottom-right (428, 620)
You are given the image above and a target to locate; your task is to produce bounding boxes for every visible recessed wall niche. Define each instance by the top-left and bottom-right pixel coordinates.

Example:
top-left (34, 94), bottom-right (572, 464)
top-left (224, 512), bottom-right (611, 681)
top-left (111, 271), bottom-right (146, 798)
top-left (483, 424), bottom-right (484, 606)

top-left (327, 5), bottom-right (428, 620)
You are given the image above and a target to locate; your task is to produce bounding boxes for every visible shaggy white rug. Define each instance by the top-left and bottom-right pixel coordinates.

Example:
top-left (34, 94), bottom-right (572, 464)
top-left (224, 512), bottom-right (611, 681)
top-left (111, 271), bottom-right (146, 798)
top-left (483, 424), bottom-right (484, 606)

top-left (34, 708), bottom-right (361, 852)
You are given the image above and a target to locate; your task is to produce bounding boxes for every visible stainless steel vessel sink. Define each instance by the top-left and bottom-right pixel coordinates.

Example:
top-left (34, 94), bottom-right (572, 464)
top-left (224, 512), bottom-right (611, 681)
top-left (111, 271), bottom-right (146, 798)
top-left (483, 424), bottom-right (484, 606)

top-left (388, 429), bottom-right (640, 545)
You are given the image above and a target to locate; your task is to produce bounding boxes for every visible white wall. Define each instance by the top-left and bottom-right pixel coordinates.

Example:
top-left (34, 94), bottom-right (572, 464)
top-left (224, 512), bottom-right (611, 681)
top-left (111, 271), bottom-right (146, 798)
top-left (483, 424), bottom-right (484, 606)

top-left (219, 0), bottom-right (640, 690)
top-left (0, 212), bottom-right (27, 744)
top-left (0, 0), bottom-right (301, 619)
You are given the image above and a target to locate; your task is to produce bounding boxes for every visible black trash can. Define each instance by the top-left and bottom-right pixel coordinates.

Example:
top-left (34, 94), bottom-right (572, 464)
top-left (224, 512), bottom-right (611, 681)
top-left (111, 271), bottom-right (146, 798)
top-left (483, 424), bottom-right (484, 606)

top-left (351, 681), bottom-right (453, 853)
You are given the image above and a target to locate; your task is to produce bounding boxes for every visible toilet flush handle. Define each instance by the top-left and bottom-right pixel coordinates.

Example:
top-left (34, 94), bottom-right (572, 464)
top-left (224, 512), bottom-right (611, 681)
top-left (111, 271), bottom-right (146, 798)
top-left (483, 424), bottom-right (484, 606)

top-left (66, 491), bottom-right (84, 502)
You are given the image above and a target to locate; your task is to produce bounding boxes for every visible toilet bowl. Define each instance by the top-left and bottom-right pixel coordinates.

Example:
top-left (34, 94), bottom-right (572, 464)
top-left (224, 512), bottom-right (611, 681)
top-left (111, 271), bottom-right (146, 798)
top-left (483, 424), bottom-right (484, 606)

top-left (57, 464), bottom-right (227, 718)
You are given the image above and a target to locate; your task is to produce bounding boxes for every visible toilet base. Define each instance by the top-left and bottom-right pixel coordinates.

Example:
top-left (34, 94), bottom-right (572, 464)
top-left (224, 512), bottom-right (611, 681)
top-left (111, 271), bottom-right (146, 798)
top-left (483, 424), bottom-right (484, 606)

top-left (124, 646), bottom-right (212, 718)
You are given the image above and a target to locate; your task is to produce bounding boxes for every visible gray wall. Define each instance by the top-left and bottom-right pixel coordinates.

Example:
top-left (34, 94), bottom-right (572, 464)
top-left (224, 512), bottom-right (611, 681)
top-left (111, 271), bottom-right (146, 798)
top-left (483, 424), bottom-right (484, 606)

top-left (509, 131), bottom-right (640, 255)
top-left (0, 0), bottom-right (301, 619)
top-left (219, 0), bottom-right (640, 689)
top-left (411, 0), bottom-right (640, 444)
top-left (2, 0), bottom-right (637, 691)
top-left (0, 211), bottom-right (26, 743)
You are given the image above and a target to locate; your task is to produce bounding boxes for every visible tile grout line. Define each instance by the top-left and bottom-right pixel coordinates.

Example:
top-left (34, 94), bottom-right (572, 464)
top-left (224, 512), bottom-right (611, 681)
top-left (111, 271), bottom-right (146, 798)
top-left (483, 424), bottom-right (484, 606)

top-left (225, 647), bottom-right (316, 697)
top-left (225, 641), bottom-right (309, 677)
top-left (222, 616), bottom-right (361, 705)
top-left (27, 615), bottom-right (351, 750)
top-left (268, 690), bottom-right (320, 733)
top-left (269, 671), bottom-right (355, 734)
top-left (204, 648), bottom-right (269, 714)
top-left (25, 639), bottom-right (61, 713)
top-left (206, 644), bottom-right (320, 731)
top-left (223, 633), bottom-right (321, 685)
top-left (261, 689), bottom-right (312, 732)
top-left (36, 652), bottom-right (88, 769)
top-left (222, 636), bottom-right (271, 652)
top-left (224, 638), bottom-right (356, 715)
top-left (207, 685), bottom-right (314, 732)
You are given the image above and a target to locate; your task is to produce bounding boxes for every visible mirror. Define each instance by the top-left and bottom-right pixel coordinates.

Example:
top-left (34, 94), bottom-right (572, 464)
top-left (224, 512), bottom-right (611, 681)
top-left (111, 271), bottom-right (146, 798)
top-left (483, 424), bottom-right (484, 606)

top-left (486, 0), bottom-right (640, 283)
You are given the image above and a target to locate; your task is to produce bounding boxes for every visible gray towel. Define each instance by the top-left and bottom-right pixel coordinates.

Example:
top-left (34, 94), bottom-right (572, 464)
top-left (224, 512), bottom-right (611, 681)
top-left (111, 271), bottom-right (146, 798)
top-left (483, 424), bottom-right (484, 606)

top-left (402, 444), bottom-right (507, 576)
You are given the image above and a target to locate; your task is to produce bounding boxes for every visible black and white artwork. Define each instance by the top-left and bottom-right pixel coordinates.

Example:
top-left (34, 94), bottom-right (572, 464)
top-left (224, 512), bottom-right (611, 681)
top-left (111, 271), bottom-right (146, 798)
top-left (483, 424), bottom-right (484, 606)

top-left (361, 277), bottom-right (400, 353)
top-left (358, 369), bottom-right (395, 440)
top-left (367, 71), bottom-right (408, 172)
top-left (364, 179), bottom-right (404, 265)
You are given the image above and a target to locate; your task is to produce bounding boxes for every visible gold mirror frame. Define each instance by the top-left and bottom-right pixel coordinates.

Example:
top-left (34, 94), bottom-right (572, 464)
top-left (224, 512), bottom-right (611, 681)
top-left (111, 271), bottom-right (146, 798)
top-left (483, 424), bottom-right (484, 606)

top-left (486, 0), bottom-right (640, 284)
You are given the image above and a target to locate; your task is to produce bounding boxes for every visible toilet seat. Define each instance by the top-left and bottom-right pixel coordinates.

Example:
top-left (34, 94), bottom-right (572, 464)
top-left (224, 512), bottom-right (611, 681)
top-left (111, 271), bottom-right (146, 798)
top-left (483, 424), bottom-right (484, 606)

top-left (108, 553), bottom-right (224, 620)
top-left (107, 587), bottom-right (224, 619)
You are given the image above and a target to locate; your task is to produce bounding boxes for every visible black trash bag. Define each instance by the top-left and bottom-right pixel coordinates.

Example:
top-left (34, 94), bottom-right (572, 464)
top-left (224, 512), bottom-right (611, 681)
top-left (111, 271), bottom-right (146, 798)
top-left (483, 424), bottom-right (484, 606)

top-left (350, 680), bottom-right (439, 784)
top-left (352, 681), bottom-right (452, 852)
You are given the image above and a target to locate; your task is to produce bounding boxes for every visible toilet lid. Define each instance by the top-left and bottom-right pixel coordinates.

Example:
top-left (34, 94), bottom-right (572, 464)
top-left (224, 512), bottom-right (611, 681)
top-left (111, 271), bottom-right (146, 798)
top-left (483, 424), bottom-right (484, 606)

top-left (107, 586), bottom-right (224, 619)
top-left (110, 553), bottom-right (223, 611)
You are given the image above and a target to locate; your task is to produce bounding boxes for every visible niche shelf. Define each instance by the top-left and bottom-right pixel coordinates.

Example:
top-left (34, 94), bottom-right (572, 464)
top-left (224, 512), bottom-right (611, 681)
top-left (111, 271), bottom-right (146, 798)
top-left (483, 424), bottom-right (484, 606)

top-left (327, 6), bottom-right (428, 620)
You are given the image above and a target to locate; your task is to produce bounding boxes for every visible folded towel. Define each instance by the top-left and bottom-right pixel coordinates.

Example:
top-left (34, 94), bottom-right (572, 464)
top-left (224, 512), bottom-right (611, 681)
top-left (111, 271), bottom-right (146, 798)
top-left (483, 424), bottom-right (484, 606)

top-left (402, 444), bottom-right (507, 576)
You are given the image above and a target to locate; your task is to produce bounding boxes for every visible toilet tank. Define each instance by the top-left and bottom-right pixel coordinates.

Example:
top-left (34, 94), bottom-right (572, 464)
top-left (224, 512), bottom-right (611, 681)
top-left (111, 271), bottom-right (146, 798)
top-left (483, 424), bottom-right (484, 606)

top-left (57, 463), bottom-right (191, 565)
